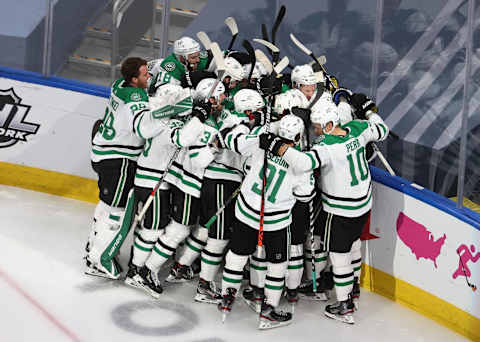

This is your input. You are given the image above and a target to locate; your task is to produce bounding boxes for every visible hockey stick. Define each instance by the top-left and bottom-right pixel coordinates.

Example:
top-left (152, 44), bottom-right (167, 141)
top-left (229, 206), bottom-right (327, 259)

top-left (271, 5), bottom-right (286, 46)
top-left (225, 17), bottom-right (238, 52)
top-left (208, 42), bottom-right (227, 148)
top-left (197, 31), bottom-right (212, 51)
top-left (242, 39), bottom-right (256, 83)
top-left (261, 24), bottom-right (270, 50)
top-left (204, 186), bottom-right (242, 229)
top-left (253, 38), bottom-right (280, 65)
top-left (254, 49), bottom-right (289, 75)
top-left (290, 33), bottom-right (395, 176)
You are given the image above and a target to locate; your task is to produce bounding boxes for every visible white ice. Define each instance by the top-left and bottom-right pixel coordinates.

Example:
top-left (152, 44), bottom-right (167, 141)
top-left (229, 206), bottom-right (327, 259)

top-left (0, 185), bottom-right (469, 342)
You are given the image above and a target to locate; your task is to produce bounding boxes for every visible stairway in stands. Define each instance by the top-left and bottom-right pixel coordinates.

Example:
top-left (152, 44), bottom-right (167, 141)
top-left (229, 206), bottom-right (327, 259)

top-left (57, 0), bottom-right (207, 86)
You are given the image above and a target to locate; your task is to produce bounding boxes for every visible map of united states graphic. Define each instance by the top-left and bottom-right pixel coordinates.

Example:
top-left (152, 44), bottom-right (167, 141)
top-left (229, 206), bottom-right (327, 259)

top-left (396, 212), bottom-right (446, 268)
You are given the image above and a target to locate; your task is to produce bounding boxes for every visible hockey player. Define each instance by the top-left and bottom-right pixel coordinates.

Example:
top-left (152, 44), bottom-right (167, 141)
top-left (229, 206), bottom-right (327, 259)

top-left (123, 84), bottom-right (207, 291)
top-left (135, 78), bottom-right (236, 297)
top-left (86, 57), bottom-right (183, 279)
top-left (220, 115), bottom-right (315, 330)
top-left (164, 83), bottom-right (250, 287)
top-left (259, 94), bottom-right (389, 324)
top-left (148, 36), bottom-right (213, 93)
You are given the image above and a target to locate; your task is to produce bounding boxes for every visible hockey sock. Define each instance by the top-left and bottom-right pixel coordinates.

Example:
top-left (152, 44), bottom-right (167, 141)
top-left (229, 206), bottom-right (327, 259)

top-left (177, 225), bottom-right (208, 266)
top-left (286, 244), bottom-right (303, 290)
top-left (265, 261), bottom-right (287, 307)
top-left (304, 235), bottom-right (327, 281)
top-left (222, 251), bottom-right (249, 295)
top-left (250, 246), bottom-right (266, 288)
top-left (330, 252), bottom-right (354, 301)
top-left (200, 238), bottom-right (228, 282)
top-left (145, 220), bottom-right (190, 272)
top-left (350, 239), bottom-right (362, 280)
top-left (132, 228), bottom-right (164, 267)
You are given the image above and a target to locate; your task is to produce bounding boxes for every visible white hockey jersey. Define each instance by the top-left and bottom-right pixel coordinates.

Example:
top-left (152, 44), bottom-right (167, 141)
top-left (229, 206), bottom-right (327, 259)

top-left (91, 78), bottom-right (190, 163)
top-left (165, 110), bottom-right (245, 197)
top-left (225, 128), bottom-right (315, 231)
top-left (282, 114), bottom-right (389, 218)
top-left (134, 117), bottom-right (204, 190)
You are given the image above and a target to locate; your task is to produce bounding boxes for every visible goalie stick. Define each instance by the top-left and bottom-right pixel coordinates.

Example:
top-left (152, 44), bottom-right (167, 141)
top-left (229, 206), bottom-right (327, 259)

top-left (225, 17), bottom-right (238, 52)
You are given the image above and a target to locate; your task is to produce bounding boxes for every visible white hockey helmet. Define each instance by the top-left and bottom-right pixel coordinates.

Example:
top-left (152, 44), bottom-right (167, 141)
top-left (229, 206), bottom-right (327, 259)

top-left (243, 61), bottom-right (268, 80)
top-left (219, 57), bottom-right (245, 82)
top-left (311, 100), bottom-right (340, 134)
top-left (233, 89), bottom-right (264, 113)
top-left (173, 37), bottom-right (201, 58)
top-left (274, 91), bottom-right (304, 115)
top-left (291, 64), bottom-right (317, 86)
top-left (194, 78), bottom-right (225, 102)
top-left (278, 114), bottom-right (304, 143)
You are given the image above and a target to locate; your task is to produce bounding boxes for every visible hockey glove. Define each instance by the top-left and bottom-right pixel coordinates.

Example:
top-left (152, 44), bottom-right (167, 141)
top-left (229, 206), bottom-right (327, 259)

top-left (252, 109), bottom-right (267, 127)
top-left (256, 74), bottom-right (283, 97)
top-left (259, 133), bottom-right (285, 156)
top-left (332, 87), bottom-right (352, 105)
top-left (291, 107), bottom-right (311, 129)
top-left (350, 93), bottom-right (377, 120)
top-left (192, 101), bottom-right (212, 123)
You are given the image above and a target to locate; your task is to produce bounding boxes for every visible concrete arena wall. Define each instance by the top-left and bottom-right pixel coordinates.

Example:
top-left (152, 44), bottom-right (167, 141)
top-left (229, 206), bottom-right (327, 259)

top-left (0, 69), bottom-right (479, 341)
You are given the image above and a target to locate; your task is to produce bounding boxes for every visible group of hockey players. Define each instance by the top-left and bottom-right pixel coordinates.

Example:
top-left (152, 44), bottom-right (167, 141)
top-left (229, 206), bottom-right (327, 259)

top-left (85, 27), bottom-right (389, 330)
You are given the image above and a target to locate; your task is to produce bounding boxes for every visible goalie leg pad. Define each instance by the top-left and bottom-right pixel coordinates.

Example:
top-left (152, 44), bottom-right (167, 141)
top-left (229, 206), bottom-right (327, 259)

top-left (200, 238), bottom-right (229, 282)
top-left (145, 220), bottom-right (190, 272)
top-left (330, 252), bottom-right (354, 302)
top-left (286, 244), bottom-right (303, 290)
top-left (265, 261), bottom-right (287, 308)
top-left (177, 225), bottom-right (208, 266)
top-left (222, 251), bottom-right (248, 295)
top-left (249, 246), bottom-right (266, 288)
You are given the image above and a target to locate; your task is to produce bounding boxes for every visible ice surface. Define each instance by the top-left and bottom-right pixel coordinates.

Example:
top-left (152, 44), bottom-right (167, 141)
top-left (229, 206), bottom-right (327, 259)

top-left (0, 185), bottom-right (469, 342)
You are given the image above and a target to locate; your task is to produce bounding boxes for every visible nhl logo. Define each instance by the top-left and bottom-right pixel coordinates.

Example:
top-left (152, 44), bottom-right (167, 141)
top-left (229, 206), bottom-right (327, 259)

top-left (0, 88), bottom-right (40, 148)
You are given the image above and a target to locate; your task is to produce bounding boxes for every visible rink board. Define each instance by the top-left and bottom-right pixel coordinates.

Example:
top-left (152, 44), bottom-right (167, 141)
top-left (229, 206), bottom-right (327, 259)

top-left (0, 70), bottom-right (479, 341)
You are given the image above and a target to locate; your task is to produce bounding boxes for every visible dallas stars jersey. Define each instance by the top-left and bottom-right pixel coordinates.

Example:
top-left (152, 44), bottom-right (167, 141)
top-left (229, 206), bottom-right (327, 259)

top-left (92, 78), bottom-right (193, 163)
top-left (225, 129), bottom-right (315, 231)
top-left (165, 110), bottom-right (245, 198)
top-left (282, 114), bottom-right (389, 218)
top-left (149, 52), bottom-right (212, 93)
top-left (134, 117), bottom-right (204, 190)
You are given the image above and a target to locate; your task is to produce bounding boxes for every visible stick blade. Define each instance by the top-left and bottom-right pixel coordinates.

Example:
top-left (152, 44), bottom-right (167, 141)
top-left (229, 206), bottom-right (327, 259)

top-left (224, 17), bottom-right (239, 35)
top-left (289, 33), bottom-right (312, 56)
top-left (273, 56), bottom-right (289, 74)
top-left (255, 49), bottom-right (273, 74)
top-left (253, 38), bottom-right (280, 53)
top-left (196, 31), bottom-right (212, 50)
top-left (210, 42), bottom-right (226, 71)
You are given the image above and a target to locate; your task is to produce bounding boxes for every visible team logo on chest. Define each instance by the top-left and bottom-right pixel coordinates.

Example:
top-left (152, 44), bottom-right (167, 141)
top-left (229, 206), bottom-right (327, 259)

top-left (0, 88), bottom-right (40, 148)
top-left (164, 62), bottom-right (176, 72)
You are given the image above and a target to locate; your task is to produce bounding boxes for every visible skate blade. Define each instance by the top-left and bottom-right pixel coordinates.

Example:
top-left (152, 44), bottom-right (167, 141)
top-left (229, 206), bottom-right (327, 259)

top-left (258, 318), bottom-right (292, 330)
top-left (353, 299), bottom-right (359, 311)
top-left (137, 283), bottom-right (162, 299)
top-left (298, 292), bottom-right (328, 301)
top-left (222, 311), bottom-right (228, 323)
top-left (324, 311), bottom-right (355, 324)
top-left (124, 277), bottom-right (143, 289)
top-left (242, 298), bottom-right (261, 313)
top-left (165, 275), bottom-right (193, 283)
top-left (85, 267), bottom-right (120, 280)
top-left (194, 293), bottom-right (221, 305)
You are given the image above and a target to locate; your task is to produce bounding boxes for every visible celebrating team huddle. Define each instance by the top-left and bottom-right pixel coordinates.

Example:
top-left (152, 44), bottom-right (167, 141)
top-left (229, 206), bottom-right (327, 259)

top-left (84, 13), bottom-right (389, 330)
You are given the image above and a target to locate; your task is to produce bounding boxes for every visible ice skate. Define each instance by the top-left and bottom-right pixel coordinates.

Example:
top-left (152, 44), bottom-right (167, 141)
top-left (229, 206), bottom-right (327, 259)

top-left (195, 278), bottom-right (222, 304)
top-left (242, 286), bottom-right (264, 313)
top-left (324, 295), bottom-right (355, 324)
top-left (165, 261), bottom-right (195, 283)
top-left (218, 287), bottom-right (237, 322)
top-left (258, 301), bottom-right (292, 330)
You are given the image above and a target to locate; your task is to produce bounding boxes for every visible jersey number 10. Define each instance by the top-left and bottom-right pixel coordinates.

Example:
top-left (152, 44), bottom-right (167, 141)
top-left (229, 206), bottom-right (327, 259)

top-left (347, 146), bottom-right (369, 186)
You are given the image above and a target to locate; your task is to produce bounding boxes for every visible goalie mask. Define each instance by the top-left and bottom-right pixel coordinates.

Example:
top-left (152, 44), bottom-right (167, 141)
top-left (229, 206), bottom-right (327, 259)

top-left (217, 57), bottom-right (245, 88)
